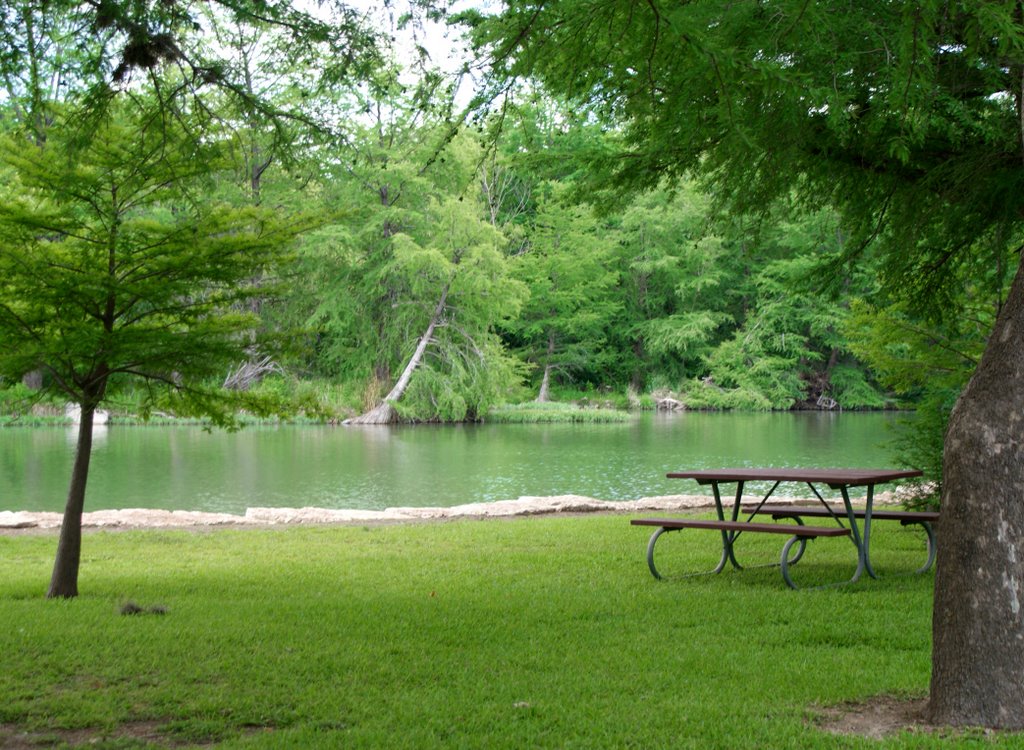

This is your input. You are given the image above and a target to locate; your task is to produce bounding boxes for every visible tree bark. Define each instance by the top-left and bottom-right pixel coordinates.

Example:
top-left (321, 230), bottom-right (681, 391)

top-left (46, 404), bottom-right (95, 599)
top-left (630, 336), bottom-right (647, 392)
top-left (537, 364), bottom-right (552, 402)
top-left (21, 369), bottom-right (43, 389)
top-left (929, 252), bottom-right (1024, 728)
top-left (536, 331), bottom-right (556, 402)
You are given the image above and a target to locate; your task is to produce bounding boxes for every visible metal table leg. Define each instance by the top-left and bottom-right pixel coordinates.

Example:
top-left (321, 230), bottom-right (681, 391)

top-left (779, 536), bottom-right (805, 589)
top-left (911, 520), bottom-right (937, 574)
top-left (711, 481), bottom-right (744, 571)
top-left (861, 484), bottom-right (879, 579)
top-left (839, 485), bottom-right (867, 584)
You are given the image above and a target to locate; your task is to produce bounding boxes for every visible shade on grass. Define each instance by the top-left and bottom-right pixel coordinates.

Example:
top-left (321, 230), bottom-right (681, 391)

top-left (0, 515), bottom-right (1000, 748)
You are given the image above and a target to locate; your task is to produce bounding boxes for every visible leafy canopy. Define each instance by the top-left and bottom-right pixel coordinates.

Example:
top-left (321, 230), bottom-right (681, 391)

top-left (467, 0), bottom-right (1024, 311)
top-left (0, 93), bottom-right (307, 423)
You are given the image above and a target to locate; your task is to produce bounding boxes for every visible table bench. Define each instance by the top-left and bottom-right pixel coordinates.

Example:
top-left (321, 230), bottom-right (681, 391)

top-left (633, 468), bottom-right (924, 589)
top-left (630, 518), bottom-right (851, 588)
top-left (749, 505), bottom-right (939, 573)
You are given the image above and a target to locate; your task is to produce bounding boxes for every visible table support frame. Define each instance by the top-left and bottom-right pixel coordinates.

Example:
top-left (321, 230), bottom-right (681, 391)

top-left (701, 478), bottom-right (882, 588)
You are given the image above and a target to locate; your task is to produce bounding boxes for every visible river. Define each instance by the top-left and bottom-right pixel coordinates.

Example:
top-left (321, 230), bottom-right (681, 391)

top-left (0, 411), bottom-right (909, 514)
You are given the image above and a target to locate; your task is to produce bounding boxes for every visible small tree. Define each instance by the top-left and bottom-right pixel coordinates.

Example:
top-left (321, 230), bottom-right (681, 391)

top-left (0, 95), bottom-right (304, 597)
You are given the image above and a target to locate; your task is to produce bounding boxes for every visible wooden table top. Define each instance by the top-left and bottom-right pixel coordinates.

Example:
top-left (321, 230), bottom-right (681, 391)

top-left (666, 468), bottom-right (923, 489)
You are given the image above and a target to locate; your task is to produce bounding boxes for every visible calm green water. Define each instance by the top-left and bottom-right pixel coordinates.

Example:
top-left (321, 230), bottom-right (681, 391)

top-left (0, 412), bottom-right (907, 514)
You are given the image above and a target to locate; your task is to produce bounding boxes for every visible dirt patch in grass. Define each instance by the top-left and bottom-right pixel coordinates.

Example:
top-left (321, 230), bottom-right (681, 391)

top-left (816, 696), bottom-right (931, 739)
top-left (820, 696), bottom-right (927, 738)
top-left (1, 720), bottom-right (158, 748)
top-left (817, 697), bottom-right (1024, 741)
top-left (0, 720), bottom-right (259, 748)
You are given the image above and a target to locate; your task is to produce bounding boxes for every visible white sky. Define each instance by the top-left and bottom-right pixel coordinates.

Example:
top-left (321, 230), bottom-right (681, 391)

top-left (344, 0), bottom-right (491, 106)
top-left (345, 1), bottom-right (477, 70)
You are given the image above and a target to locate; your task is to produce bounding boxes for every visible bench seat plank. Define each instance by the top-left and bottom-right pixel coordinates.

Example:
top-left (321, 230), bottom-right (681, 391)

top-left (751, 505), bottom-right (938, 523)
top-left (630, 518), bottom-right (851, 537)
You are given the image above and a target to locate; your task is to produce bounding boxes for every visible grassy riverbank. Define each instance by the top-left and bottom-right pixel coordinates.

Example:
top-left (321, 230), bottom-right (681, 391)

top-left (0, 380), bottom-right (637, 427)
top-left (0, 515), bottom-right (994, 748)
top-left (486, 402), bottom-right (634, 423)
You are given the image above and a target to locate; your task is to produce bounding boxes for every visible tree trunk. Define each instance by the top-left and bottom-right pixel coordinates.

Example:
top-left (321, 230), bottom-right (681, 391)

top-left (537, 364), bottom-right (552, 403)
top-left (348, 285), bottom-right (450, 425)
top-left (630, 336), bottom-right (647, 392)
top-left (22, 369), bottom-right (43, 389)
top-left (928, 252), bottom-right (1024, 728)
top-left (536, 331), bottom-right (556, 402)
top-left (46, 405), bottom-right (95, 599)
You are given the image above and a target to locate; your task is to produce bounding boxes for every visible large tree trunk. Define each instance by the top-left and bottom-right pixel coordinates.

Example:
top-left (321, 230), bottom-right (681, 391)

top-left (348, 286), bottom-right (450, 425)
top-left (46, 405), bottom-right (95, 599)
top-left (928, 252), bottom-right (1024, 728)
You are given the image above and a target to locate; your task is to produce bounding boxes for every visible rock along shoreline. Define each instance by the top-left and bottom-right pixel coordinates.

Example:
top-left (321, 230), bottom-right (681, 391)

top-left (0, 491), bottom-right (901, 532)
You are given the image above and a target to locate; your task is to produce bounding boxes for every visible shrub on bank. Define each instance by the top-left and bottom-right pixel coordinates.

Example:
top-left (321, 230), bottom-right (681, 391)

top-left (487, 401), bottom-right (633, 423)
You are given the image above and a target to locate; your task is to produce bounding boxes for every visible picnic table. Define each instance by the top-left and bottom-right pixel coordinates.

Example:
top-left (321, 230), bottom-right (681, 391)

top-left (632, 468), bottom-right (931, 589)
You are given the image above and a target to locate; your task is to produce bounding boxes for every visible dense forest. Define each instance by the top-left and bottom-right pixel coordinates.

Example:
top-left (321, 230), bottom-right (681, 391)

top-left (0, 2), bottom-right (1006, 456)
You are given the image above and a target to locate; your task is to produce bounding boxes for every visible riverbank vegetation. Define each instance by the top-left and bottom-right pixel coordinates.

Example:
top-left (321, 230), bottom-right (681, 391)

top-left (0, 516), bottom-right (971, 748)
top-left (0, 4), bottom-right (995, 436)
top-left (486, 401), bottom-right (633, 423)
top-left (0, 96), bottom-right (990, 429)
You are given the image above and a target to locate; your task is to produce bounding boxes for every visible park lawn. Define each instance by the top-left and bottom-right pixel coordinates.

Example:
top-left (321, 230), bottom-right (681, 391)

top-left (0, 514), bottom-right (1007, 749)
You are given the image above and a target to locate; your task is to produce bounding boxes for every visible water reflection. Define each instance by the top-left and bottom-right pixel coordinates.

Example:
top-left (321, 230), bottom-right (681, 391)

top-left (65, 425), bottom-right (108, 449)
top-left (0, 412), bottom-right (903, 514)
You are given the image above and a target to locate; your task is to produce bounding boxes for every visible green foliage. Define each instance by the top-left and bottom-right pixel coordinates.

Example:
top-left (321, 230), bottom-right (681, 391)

top-left (697, 335), bottom-right (806, 410)
top-left (846, 296), bottom-right (993, 503)
top-left (468, 0), bottom-right (1024, 431)
top-left (0, 95), bottom-right (305, 425)
top-left (483, 106), bottom-right (886, 408)
top-left (500, 181), bottom-right (622, 395)
top-left (3, 4), bottom-right (970, 425)
top-left (400, 334), bottom-right (527, 422)
top-left (546, 384), bottom-right (634, 410)
top-left (240, 376), bottom-right (356, 422)
top-left (613, 187), bottom-right (733, 386)
top-left (829, 365), bottom-right (889, 411)
top-left (384, 191), bottom-right (528, 421)
top-left (301, 98), bottom-right (528, 420)
top-left (487, 402), bottom-right (631, 423)
top-left (0, 381), bottom-right (69, 425)
top-left (476, 0), bottom-right (1024, 276)
top-left (0, 382), bottom-right (61, 418)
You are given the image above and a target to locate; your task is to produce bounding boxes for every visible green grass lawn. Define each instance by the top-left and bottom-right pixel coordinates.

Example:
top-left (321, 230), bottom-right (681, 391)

top-left (0, 515), bottom-right (1012, 748)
